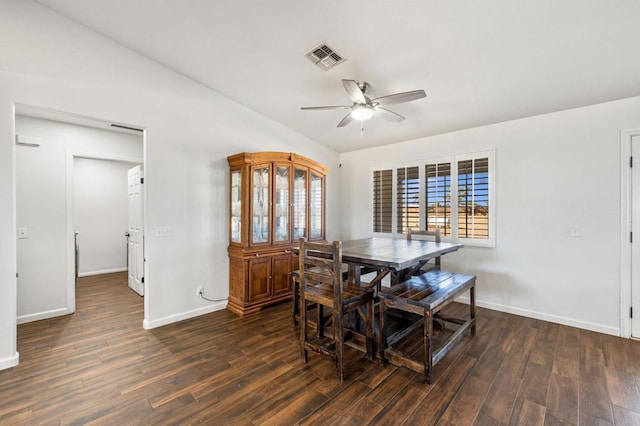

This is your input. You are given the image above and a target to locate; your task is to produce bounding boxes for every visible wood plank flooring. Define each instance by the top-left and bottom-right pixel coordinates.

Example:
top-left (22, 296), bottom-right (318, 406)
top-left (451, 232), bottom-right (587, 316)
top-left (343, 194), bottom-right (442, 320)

top-left (1, 272), bottom-right (640, 425)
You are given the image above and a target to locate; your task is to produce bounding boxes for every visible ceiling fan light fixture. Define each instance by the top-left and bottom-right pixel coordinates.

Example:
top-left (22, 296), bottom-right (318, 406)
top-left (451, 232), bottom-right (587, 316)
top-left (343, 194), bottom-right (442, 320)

top-left (351, 105), bottom-right (374, 121)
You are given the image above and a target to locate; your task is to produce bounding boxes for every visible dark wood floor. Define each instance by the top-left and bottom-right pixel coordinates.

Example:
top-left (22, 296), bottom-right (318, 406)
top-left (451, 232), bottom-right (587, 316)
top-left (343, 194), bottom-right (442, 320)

top-left (1, 272), bottom-right (640, 425)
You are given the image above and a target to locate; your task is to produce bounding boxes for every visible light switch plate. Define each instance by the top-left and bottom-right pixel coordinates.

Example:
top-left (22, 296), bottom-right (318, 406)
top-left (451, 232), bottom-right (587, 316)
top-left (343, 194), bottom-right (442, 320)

top-left (155, 226), bottom-right (172, 237)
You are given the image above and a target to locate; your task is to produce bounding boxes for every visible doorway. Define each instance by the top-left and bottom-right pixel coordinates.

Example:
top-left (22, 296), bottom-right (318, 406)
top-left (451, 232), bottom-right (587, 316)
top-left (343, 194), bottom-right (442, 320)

top-left (72, 156), bottom-right (144, 296)
top-left (15, 105), bottom-right (145, 323)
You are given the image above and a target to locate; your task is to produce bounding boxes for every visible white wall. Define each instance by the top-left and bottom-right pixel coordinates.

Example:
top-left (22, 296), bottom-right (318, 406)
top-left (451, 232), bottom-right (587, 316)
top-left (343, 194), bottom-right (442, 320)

top-left (73, 158), bottom-right (137, 277)
top-left (340, 96), bottom-right (640, 336)
top-left (0, 1), bottom-right (340, 369)
top-left (15, 115), bottom-right (142, 324)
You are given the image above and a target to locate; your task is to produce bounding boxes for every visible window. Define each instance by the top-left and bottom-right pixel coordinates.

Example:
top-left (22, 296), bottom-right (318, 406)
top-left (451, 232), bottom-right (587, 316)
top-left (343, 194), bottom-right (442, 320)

top-left (372, 150), bottom-right (494, 247)
top-left (373, 169), bottom-right (392, 233)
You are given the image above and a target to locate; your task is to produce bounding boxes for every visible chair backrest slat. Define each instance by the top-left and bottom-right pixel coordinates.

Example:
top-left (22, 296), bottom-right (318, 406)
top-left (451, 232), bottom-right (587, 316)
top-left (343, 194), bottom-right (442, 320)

top-left (406, 227), bottom-right (441, 242)
top-left (406, 228), bottom-right (442, 267)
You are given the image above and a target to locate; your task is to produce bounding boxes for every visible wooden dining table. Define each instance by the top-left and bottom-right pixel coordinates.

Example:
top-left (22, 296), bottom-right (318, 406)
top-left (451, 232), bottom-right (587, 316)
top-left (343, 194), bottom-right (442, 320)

top-left (292, 236), bottom-right (465, 360)
top-left (334, 237), bottom-right (465, 359)
top-left (340, 237), bottom-right (463, 289)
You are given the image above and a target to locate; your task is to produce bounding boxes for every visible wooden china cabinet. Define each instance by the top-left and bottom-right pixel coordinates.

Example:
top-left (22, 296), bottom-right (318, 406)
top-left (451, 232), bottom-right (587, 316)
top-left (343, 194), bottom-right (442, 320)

top-left (227, 152), bottom-right (328, 316)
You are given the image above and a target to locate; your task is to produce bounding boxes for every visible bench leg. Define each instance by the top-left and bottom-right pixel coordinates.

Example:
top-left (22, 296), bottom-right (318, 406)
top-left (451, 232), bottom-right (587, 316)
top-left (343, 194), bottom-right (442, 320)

top-left (424, 309), bottom-right (434, 384)
top-left (470, 284), bottom-right (476, 336)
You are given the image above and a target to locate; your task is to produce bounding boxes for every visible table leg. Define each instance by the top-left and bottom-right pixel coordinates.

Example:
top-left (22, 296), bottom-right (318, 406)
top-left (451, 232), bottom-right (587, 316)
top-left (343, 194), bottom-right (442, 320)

top-left (347, 264), bottom-right (361, 286)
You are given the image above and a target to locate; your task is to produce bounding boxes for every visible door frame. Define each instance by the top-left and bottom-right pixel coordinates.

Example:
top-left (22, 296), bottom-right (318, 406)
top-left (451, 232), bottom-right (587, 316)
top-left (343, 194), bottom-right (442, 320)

top-left (620, 128), bottom-right (640, 338)
top-left (66, 151), bottom-right (143, 313)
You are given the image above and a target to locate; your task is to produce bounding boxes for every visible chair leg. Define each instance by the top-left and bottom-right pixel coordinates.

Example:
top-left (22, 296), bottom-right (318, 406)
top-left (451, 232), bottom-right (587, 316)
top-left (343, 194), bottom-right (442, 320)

top-left (292, 279), bottom-right (299, 326)
top-left (300, 295), bottom-right (308, 363)
top-left (365, 299), bottom-right (374, 361)
top-left (334, 308), bottom-right (344, 382)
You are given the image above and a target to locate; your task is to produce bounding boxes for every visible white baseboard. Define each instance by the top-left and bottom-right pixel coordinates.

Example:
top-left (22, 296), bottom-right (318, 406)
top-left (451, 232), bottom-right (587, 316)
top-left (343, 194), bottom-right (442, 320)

top-left (457, 296), bottom-right (620, 337)
top-left (0, 352), bottom-right (19, 370)
top-left (17, 307), bottom-right (72, 325)
top-left (143, 301), bottom-right (228, 330)
top-left (78, 267), bottom-right (127, 277)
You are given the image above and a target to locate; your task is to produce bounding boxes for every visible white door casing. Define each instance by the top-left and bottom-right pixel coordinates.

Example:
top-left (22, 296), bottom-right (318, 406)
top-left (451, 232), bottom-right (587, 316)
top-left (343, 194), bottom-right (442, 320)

top-left (631, 135), bottom-right (640, 338)
top-left (621, 129), bottom-right (640, 339)
top-left (128, 165), bottom-right (144, 296)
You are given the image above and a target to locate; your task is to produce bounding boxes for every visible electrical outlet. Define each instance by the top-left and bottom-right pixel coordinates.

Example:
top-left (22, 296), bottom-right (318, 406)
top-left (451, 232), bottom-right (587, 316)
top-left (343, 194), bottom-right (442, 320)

top-left (196, 286), bottom-right (204, 297)
top-left (17, 227), bottom-right (28, 239)
top-left (566, 225), bottom-right (580, 237)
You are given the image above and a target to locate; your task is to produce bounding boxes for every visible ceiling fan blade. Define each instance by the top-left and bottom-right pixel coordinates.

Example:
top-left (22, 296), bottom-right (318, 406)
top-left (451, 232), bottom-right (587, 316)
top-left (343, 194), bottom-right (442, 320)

top-left (301, 105), bottom-right (351, 110)
top-left (373, 90), bottom-right (426, 106)
top-left (337, 112), bottom-right (354, 127)
top-left (374, 107), bottom-right (405, 122)
top-left (342, 79), bottom-right (366, 104)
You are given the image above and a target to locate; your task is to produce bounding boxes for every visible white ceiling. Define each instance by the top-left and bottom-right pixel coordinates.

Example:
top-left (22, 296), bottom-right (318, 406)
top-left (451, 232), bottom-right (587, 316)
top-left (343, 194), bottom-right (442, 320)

top-left (35, 0), bottom-right (640, 153)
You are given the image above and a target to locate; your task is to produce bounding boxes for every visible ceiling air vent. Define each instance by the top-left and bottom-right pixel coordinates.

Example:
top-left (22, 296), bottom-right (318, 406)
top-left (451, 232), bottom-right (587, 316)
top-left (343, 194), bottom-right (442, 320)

top-left (305, 42), bottom-right (346, 71)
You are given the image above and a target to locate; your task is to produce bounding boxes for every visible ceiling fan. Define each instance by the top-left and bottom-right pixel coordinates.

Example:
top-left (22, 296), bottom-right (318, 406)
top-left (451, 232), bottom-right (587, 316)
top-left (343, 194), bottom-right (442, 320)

top-left (301, 79), bottom-right (426, 128)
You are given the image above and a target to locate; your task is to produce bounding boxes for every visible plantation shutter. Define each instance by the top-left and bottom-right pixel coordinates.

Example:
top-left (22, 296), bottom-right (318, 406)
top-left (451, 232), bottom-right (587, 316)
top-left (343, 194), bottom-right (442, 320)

top-left (425, 162), bottom-right (452, 236)
top-left (373, 169), bottom-right (393, 233)
top-left (396, 166), bottom-right (420, 234)
top-left (458, 157), bottom-right (489, 239)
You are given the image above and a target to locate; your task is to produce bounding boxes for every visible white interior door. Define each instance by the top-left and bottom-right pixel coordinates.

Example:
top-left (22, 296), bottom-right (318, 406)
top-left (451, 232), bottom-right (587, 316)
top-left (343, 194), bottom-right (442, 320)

top-left (632, 135), bottom-right (640, 337)
top-left (128, 165), bottom-right (144, 296)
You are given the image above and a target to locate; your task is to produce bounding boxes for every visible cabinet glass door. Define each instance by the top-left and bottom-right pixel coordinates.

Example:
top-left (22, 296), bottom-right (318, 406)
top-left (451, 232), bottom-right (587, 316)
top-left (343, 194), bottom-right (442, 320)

top-left (309, 172), bottom-right (324, 239)
top-left (252, 165), bottom-right (270, 244)
top-left (274, 165), bottom-right (289, 242)
top-left (293, 167), bottom-right (307, 240)
top-left (230, 169), bottom-right (242, 243)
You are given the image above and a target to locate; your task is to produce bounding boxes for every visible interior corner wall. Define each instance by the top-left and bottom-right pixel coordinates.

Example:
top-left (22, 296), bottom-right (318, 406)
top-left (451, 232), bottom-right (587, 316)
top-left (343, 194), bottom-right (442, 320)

top-left (15, 115), bottom-right (142, 323)
top-left (0, 0), bottom-right (340, 369)
top-left (339, 96), bottom-right (640, 336)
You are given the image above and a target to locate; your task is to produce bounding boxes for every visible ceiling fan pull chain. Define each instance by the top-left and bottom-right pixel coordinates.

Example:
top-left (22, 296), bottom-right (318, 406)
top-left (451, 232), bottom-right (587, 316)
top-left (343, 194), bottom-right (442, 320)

top-left (361, 122), bottom-right (364, 138)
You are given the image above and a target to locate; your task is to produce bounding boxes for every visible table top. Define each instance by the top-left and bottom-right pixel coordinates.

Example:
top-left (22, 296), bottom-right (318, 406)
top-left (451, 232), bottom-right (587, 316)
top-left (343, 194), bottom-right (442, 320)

top-left (340, 237), bottom-right (463, 271)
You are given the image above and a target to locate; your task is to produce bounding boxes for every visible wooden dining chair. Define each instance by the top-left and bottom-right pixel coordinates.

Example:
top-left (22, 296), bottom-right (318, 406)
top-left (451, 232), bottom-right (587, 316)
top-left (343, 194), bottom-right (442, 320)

top-left (291, 263), bottom-right (349, 327)
top-left (406, 227), bottom-right (442, 275)
top-left (298, 238), bottom-right (375, 381)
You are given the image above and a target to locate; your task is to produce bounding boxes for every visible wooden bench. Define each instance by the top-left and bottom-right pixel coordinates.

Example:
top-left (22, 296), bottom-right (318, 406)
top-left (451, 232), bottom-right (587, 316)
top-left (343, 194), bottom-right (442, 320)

top-left (379, 270), bottom-right (476, 384)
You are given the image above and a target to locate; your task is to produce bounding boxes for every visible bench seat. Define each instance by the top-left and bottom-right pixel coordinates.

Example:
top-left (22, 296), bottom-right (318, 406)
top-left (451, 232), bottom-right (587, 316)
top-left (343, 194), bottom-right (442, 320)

top-left (379, 270), bottom-right (476, 383)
